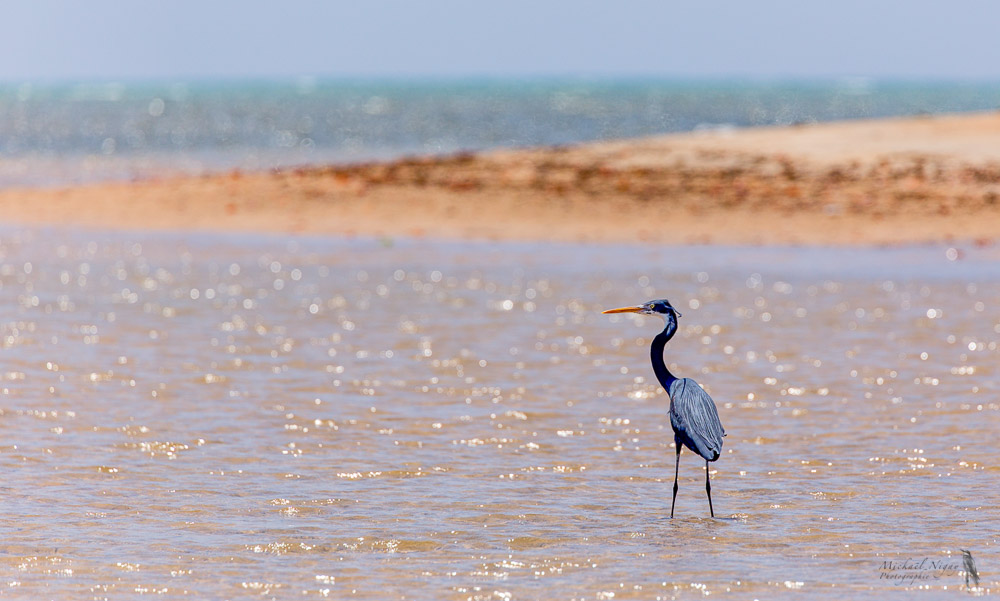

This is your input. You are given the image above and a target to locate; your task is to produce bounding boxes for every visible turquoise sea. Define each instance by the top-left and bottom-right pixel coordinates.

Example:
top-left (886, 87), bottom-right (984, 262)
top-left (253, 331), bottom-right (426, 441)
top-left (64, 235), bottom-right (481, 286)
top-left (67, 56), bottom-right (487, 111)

top-left (2, 78), bottom-right (999, 186)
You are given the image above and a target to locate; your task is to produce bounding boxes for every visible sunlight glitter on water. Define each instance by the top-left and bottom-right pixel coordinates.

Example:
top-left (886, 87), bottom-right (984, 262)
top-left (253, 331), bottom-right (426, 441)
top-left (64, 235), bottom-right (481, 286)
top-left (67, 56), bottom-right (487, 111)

top-left (0, 230), bottom-right (997, 599)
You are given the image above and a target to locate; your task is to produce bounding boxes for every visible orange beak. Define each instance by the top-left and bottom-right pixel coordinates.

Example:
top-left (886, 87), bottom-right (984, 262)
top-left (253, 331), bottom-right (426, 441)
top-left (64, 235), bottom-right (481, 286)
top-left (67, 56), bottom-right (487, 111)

top-left (602, 306), bottom-right (644, 314)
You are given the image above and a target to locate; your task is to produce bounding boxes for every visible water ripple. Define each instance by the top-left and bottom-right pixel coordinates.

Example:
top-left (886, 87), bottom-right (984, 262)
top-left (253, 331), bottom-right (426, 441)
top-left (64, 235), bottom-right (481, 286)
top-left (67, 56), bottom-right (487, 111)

top-left (0, 230), bottom-right (996, 598)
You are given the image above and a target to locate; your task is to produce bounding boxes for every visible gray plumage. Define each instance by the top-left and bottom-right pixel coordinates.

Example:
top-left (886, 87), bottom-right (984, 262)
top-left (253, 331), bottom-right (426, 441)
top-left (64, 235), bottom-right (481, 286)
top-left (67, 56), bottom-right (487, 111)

top-left (668, 378), bottom-right (725, 462)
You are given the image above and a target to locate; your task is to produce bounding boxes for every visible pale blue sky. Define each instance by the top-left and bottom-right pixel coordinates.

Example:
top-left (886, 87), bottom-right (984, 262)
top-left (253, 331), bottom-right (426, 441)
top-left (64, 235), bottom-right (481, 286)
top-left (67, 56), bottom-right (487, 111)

top-left (2, 0), bottom-right (999, 82)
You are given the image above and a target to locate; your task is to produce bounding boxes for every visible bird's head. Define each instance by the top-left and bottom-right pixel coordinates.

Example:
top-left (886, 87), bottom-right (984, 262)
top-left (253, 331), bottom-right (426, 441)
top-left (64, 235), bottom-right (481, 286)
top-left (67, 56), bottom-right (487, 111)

top-left (603, 299), bottom-right (682, 318)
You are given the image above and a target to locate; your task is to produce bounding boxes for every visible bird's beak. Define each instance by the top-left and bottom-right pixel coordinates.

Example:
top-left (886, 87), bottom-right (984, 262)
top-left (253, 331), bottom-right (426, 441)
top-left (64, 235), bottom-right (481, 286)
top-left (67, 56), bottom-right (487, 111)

top-left (602, 306), bottom-right (645, 314)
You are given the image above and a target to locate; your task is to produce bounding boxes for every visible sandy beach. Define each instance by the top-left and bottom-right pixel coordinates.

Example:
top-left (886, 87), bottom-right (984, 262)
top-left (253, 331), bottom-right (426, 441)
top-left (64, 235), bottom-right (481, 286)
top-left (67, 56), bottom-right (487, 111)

top-left (4, 111), bottom-right (1000, 245)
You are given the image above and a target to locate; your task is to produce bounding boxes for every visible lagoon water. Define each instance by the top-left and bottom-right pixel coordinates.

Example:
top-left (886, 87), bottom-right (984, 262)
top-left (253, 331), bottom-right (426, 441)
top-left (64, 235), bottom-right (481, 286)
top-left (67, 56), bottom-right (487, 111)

top-left (1, 229), bottom-right (998, 599)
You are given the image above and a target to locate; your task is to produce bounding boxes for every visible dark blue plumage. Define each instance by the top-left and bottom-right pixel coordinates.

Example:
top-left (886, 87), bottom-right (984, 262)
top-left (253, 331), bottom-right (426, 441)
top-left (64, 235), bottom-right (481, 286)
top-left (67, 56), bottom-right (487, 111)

top-left (604, 297), bottom-right (727, 518)
top-left (668, 378), bottom-right (725, 461)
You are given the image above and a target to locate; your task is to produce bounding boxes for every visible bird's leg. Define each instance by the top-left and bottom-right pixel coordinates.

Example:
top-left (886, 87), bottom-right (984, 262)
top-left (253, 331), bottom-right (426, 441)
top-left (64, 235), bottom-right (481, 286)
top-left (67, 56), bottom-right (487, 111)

top-left (670, 445), bottom-right (681, 518)
top-left (705, 460), bottom-right (715, 518)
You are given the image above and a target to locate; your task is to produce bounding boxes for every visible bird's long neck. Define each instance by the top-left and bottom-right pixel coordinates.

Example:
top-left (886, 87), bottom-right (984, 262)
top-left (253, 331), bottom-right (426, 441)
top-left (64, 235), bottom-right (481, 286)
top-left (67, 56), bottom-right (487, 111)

top-left (650, 313), bottom-right (678, 390)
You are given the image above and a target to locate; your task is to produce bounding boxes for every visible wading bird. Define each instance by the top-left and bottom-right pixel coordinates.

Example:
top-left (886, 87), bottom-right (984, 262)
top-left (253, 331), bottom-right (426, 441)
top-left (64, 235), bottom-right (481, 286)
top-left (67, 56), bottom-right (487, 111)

top-left (961, 549), bottom-right (980, 589)
top-left (604, 299), bottom-right (726, 518)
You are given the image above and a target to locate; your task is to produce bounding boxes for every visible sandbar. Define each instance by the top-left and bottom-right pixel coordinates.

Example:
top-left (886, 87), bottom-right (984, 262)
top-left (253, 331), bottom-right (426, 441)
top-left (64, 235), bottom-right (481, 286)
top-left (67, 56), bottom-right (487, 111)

top-left (3, 111), bottom-right (1000, 246)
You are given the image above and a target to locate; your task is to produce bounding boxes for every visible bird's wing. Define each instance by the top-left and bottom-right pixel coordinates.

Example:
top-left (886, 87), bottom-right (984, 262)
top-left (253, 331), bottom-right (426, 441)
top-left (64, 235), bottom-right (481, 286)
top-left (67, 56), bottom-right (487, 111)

top-left (669, 378), bottom-right (726, 461)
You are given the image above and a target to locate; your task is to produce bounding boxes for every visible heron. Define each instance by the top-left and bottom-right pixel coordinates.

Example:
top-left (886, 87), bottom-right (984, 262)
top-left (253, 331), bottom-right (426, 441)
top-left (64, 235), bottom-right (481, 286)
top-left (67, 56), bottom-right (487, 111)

top-left (603, 299), bottom-right (726, 518)
top-left (961, 549), bottom-right (980, 589)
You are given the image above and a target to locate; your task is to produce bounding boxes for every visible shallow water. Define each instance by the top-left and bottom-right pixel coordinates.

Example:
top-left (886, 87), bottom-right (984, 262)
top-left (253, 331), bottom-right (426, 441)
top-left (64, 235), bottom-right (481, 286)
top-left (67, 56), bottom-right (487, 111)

top-left (1, 230), bottom-right (997, 599)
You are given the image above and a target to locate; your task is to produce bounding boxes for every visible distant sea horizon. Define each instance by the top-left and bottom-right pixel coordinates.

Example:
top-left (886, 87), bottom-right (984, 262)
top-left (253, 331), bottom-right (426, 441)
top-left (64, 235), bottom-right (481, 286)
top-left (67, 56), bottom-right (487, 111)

top-left (2, 77), bottom-right (999, 187)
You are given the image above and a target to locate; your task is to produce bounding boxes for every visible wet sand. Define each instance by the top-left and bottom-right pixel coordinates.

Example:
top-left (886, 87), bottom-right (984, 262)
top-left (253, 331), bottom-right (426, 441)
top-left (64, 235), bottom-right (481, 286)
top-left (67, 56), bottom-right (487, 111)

top-left (4, 111), bottom-right (1000, 245)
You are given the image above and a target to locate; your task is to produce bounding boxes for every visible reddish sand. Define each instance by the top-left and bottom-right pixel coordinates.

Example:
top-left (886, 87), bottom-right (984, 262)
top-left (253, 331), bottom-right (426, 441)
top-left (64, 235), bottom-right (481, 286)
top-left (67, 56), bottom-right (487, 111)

top-left (3, 112), bottom-right (1000, 245)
